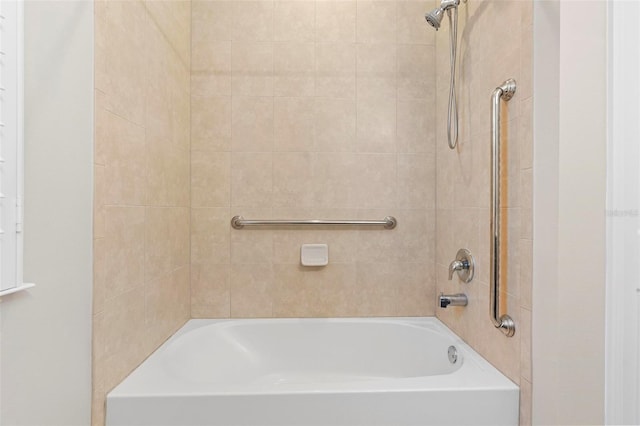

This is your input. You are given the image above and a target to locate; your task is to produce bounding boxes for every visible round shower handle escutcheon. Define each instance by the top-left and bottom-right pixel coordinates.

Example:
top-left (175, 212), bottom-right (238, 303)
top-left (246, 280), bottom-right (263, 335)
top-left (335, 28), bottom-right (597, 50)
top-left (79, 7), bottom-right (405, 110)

top-left (449, 248), bottom-right (475, 283)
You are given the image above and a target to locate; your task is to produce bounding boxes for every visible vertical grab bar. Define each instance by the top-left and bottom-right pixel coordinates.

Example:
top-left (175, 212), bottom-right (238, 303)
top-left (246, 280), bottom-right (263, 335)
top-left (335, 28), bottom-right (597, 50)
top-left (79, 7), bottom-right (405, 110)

top-left (490, 79), bottom-right (516, 337)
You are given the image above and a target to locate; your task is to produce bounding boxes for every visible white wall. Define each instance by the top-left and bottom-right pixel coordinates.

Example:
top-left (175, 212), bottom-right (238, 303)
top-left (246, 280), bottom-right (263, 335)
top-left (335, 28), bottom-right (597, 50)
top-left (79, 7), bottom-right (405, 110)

top-left (605, 1), bottom-right (640, 423)
top-left (0, 1), bottom-right (93, 425)
top-left (532, 0), bottom-right (607, 424)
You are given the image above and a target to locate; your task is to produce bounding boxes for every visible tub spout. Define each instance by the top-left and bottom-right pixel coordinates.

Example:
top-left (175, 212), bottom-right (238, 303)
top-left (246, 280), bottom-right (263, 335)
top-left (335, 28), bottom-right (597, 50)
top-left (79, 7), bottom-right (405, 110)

top-left (439, 293), bottom-right (468, 308)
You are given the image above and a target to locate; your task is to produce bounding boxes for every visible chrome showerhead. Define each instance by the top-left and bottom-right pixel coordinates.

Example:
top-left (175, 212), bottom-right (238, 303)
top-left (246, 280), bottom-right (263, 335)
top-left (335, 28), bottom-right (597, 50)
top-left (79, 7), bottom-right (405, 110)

top-left (425, 0), bottom-right (462, 30)
top-left (425, 7), bottom-right (445, 30)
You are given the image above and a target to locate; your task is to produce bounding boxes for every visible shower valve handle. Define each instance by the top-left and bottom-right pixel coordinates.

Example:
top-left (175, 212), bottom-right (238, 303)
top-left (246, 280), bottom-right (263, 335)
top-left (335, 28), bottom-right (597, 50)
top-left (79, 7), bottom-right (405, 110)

top-left (448, 249), bottom-right (474, 283)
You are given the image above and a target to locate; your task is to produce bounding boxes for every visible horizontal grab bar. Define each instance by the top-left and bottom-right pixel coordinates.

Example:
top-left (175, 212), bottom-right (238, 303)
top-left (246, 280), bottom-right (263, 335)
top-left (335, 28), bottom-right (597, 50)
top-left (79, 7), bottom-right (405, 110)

top-left (231, 216), bottom-right (397, 230)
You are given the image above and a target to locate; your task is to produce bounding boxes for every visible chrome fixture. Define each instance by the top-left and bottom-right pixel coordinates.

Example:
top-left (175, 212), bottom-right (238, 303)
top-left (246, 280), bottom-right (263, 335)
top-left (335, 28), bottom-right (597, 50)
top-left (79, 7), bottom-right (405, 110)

top-left (439, 293), bottom-right (468, 308)
top-left (425, 0), bottom-right (461, 30)
top-left (424, 6), bottom-right (445, 29)
top-left (490, 79), bottom-right (517, 338)
top-left (231, 216), bottom-right (397, 230)
top-left (447, 346), bottom-right (458, 364)
top-left (448, 248), bottom-right (474, 283)
top-left (425, 0), bottom-right (466, 150)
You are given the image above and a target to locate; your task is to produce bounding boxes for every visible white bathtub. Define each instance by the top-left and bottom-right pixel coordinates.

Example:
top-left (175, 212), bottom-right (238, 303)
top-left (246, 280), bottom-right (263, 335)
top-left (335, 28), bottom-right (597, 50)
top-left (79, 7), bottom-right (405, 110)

top-left (106, 318), bottom-right (519, 426)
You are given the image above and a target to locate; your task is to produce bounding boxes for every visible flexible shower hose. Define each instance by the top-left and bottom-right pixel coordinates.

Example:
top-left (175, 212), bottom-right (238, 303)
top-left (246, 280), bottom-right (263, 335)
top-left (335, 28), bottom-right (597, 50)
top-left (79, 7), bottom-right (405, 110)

top-left (446, 7), bottom-right (459, 150)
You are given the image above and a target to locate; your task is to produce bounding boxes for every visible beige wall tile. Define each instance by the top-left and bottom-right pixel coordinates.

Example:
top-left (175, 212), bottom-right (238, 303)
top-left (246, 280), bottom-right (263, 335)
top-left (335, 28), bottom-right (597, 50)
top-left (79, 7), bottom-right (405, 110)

top-left (191, 208), bottom-right (231, 265)
top-left (397, 154), bottom-right (436, 209)
top-left (145, 267), bottom-right (190, 345)
top-left (450, 207), bottom-right (481, 278)
top-left (100, 331), bottom-right (157, 393)
top-left (315, 43), bottom-right (356, 98)
top-left (145, 17), bottom-right (188, 150)
top-left (146, 144), bottom-right (190, 207)
top-left (435, 208), bottom-right (454, 267)
top-left (191, 41), bottom-right (232, 97)
top-left (356, 98), bottom-right (396, 152)
top-left (519, 238), bottom-right (533, 310)
top-left (520, 169), bottom-right (533, 239)
top-left (397, 98), bottom-right (434, 154)
top-left (91, 388), bottom-right (106, 426)
top-left (356, 262), bottom-right (434, 316)
top-left (357, 0), bottom-right (397, 43)
top-left (191, 151), bottom-right (231, 207)
top-left (316, 1), bottom-right (356, 42)
top-left (231, 152), bottom-right (274, 207)
top-left (272, 152), bottom-right (315, 207)
top-left (231, 227), bottom-right (275, 264)
top-left (397, 44), bottom-right (435, 99)
top-left (94, 165), bottom-right (106, 239)
top-left (493, 207), bottom-right (521, 300)
top-left (519, 25), bottom-right (533, 100)
top-left (475, 207), bottom-right (490, 284)
top-left (192, 0), bottom-right (233, 42)
top-left (232, 97), bottom-right (274, 151)
top-left (94, 91), bottom-right (109, 166)
top-left (274, 97), bottom-right (315, 151)
top-left (145, 89), bottom-right (191, 158)
top-left (273, 264), bottom-right (357, 317)
top-left (93, 287), bottom-right (147, 364)
top-left (232, 42), bottom-right (274, 96)
top-left (192, 263), bottom-right (231, 318)
top-left (103, 206), bottom-right (146, 300)
top-left (95, 0), bottom-right (147, 125)
top-left (263, 152), bottom-right (398, 210)
top-left (274, 42), bottom-right (316, 97)
top-left (233, 1), bottom-right (274, 41)
top-left (93, 238), bottom-right (107, 316)
top-left (354, 262), bottom-right (400, 316)
top-left (520, 97), bottom-right (533, 170)
top-left (102, 111), bottom-right (146, 206)
top-left (467, 132), bottom-right (491, 209)
top-left (353, 154), bottom-right (397, 208)
top-left (230, 209), bottom-right (275, 264)
top-left (502, 118), bottom-right (522, 209)
top-left (357, 209), bottom-right (433, 264)
top-left (313, 153), bottom-right (359, 208)
top-left (397, 1), bottom-right (435, 45)
top-left (395, 263), bottom-right (435, 316)
top-left (274, 1), bottom-right (315, 42)
top-left (145, 207), bottom-right (190, 282)
top-left (191, 96), bottom-right (232, 152)
top-left (230, 264), bottom-right (274, 317)
top-left (313, 98), bottom-right (356, 152)
top-left (144, 0), bottom-right (191, 66)
top-left (356, 43), bottom-right (396, 100)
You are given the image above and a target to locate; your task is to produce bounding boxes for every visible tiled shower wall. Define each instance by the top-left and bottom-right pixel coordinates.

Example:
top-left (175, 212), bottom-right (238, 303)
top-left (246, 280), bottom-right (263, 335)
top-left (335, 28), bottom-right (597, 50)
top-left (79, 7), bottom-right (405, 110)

top-left (92, 1), bottom-right (191, 424)
top-left (433, 0), bottom-right (533, 424)
top-left (92, 0), bottom-right (534, 424)
top-left (190, 0), bottom-right (438, 318)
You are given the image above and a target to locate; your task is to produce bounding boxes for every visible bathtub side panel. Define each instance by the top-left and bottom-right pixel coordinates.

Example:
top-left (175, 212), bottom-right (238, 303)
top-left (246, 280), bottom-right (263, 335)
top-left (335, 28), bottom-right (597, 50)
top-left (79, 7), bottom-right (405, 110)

top-left (107, 389), bottom-right (518, 426)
